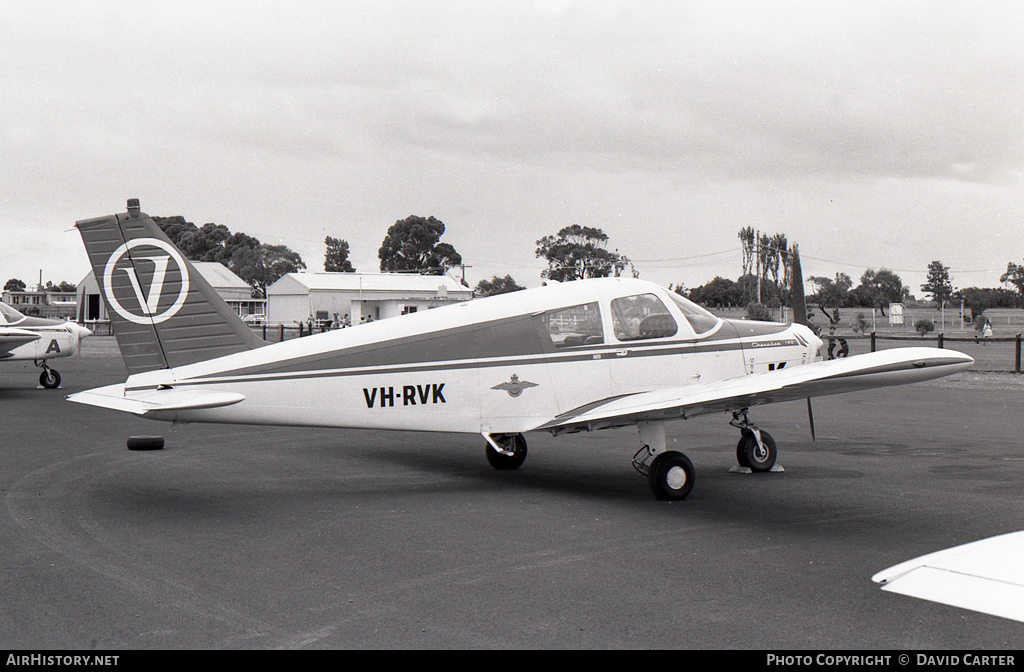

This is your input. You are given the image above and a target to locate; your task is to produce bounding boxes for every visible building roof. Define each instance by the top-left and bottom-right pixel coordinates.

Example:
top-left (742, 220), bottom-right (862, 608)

top-left (191, 262), bottom-right (252, 291)
top-left (270, 272), bottom-right (471, 295)
top-left (79, 263), bottom-right (250, 292)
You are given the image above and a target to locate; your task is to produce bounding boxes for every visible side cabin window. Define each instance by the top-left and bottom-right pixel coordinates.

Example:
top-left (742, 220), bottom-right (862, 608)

top-left (611, 293), bottom-right (678, 341)
top-left (537, 302), bottom-right (604, 348)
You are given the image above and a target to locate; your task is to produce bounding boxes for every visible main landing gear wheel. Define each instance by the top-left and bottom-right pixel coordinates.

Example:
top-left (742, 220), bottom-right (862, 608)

top-left (647, 451), bottom-right (695, 501)
top-left (485, 433), bottom-right (527, 470)
top-left (39, 368), bottom-right (60, 389)
top-left (736, 430), bottom-right (777, 472)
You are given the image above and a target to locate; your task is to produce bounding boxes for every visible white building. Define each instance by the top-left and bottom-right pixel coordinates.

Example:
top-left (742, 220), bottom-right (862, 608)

top-left (266, 272), bottom-right (473, 326)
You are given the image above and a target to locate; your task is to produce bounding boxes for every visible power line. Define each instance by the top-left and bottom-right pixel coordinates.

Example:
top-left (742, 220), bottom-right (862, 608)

top-left (629, 248), bottom-right (742, 264)
top-left (799, 253), bottom-right (997, 275)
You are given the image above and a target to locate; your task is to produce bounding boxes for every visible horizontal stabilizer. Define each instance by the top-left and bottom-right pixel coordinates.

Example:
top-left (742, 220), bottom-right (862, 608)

top-left (873, 531), bottom-right (1024, 623)
top-left (67, 384), bottom-right (245, 416)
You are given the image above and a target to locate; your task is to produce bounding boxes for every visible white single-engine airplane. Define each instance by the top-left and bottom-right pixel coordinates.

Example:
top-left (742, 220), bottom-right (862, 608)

top-left (1, 301), bottom-right (92, 388)
top-left (68, 200), bottom-right (973, 500)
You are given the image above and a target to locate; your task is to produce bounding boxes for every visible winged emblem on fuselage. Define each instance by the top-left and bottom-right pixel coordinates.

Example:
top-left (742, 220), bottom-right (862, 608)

top-left (491, 374), bottom-right (539, 398)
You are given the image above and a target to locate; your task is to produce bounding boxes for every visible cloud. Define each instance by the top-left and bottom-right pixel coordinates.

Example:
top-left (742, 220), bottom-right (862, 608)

top-left (1, 1), bottom-right (1021, 290)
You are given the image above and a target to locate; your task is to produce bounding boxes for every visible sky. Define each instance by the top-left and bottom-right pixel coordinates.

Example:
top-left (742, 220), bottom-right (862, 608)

top-left (2, 1), bottom-right (1022, 298)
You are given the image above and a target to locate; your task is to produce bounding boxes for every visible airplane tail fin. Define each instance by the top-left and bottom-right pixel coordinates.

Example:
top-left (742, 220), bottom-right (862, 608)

top-left (75, 199), bottom-right (266, 375)
top-left (789, 243), bottom-right (808, 327)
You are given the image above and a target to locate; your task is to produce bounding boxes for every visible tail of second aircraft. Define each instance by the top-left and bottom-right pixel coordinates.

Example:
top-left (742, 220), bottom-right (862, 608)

top-left (76, 199), bottom-right (266, 375)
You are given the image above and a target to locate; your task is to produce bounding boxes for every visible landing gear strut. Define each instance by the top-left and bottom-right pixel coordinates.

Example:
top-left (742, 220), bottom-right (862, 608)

top-left (730, 409), bottom-right (777, 472)
top-left (484, 433), bottom-right (528, 470)
top-left (36, 361), bottom-right (60, 389)
top-left (632, 421), bottom-right (695, 500)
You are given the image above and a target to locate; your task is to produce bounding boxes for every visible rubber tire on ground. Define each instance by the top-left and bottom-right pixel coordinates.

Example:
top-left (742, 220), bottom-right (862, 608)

top-left (127, 436), bottom-right (165, 451)
top-left (736, 430), bottom-right (777, 472)
top-left (39, 369), bottom-right (60, 389)
top-left (735, 433), bottom-right (751, 468)
top-left (647, 451), bottom-right (695, 501)
top-left (485, 433), bottom-right (527, 470)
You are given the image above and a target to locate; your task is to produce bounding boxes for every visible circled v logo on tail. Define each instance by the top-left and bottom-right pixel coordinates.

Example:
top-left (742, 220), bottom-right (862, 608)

top-left (491, 374), bottom-right (539, 398)
top-left (102, 238), bottom-right (190, 325)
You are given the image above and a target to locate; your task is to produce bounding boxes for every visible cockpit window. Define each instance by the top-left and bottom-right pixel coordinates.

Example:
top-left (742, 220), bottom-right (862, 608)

top-left (0, 302), bottom-right (25, 324)
top-left (666, 291), bottom-right (721, 335)
top-left (611, 293), bottom-right (678, 341)
top-left (536, 302), bottom-right (604, 348)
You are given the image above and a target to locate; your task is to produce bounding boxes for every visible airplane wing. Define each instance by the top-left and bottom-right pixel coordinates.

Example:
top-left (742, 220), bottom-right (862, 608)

top-left (67, 383), bottom-right (245, 415)
top-left (872, 532), bottom-right (1024, 623)
top-left (533, 347), bottom-right (973, 434)
top-left (0, 327), bottom-right (41, 357)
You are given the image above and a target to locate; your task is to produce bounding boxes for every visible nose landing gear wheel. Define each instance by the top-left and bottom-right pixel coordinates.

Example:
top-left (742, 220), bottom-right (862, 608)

top-left (647, 451), bottom-right (695, 501)
top-left (39, 368), bottom-right (60, 389)
top-left (736, 430), bottom-right (777, 472)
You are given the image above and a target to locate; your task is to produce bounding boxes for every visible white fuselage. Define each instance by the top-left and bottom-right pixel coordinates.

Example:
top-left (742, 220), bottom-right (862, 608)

top-left (118, 278), bottom-right (821, 434)
top-left (0, 323), bottom-right (89, 362)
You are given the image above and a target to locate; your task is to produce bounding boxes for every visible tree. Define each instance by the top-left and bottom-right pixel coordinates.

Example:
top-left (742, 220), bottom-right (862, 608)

top-left (736, 227), bottom-right (792, 307)
top-left (153, 215), bottom-right (306, 298)
top-left (378, 215), bottom-right (462, 275)
top-left (921, 260), bottom-right (953, 306)
top-left (738, 227), bottom-right (755, 279)
top-left (4, 278), bottom-right (26, 292)
top-left (324, 236), bottom-right (355, 272)
top-left (230, 244), bottom-right (307, 299)
top-left (43, 280), bottom-right (77, 292)
top-left (809, 273), bottom-right (853, 321)
top-left (959, 286), bottom-right (1023, 319)
top-left (474, 275), bottom-right (525, 297)
top-left (851, 268), bottom-right (908, 316)
top-left (1001, 260), bottom-right (1024, 296)
top-left (535, 225), bottom-right (629, 282)
top-left (686, 276), bottom-right (743, 308)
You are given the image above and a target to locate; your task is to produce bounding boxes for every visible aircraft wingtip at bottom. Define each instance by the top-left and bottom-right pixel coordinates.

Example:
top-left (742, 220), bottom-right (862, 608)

top-left (872, 531), bottom-right (1024, 623)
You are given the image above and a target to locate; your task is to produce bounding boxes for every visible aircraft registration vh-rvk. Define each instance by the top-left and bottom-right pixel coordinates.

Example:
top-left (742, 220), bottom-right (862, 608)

top-left (1, 301), bottom-right (92, 388)
top-left (68, 200), bottom-right (974, 500)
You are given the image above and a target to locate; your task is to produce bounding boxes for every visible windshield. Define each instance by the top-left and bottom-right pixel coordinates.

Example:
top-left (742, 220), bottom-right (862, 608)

top-left (665, 292), bottom-right (721, 335)
top-left (0, 302), bottom-right (25, 324)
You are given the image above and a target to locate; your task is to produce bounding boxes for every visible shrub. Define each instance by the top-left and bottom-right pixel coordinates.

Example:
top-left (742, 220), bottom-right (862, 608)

top-left (745, 302), bottom-right (771, 321)
top-left (854, 312), bottom-right (868, 333)
top-left (973, 312), bottom-right (987, 332)
top-left (915, 319), bottom-right (935, 336)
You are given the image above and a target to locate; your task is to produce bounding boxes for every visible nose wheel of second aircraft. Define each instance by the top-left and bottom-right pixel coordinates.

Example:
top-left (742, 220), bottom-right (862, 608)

top-left (36, 362), bottom-right (60, 389)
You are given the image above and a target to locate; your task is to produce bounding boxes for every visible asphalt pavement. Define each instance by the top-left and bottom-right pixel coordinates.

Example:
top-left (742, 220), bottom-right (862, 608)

top-left (1, 338), bottom-right (1023, 649)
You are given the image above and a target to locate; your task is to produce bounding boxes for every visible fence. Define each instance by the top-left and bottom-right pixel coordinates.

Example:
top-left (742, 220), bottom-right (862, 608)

top-left (825, 332), bottom-right (1023, 373)
top-left (82, 320), bottom-right (114, 336)
top-left (254, 323), bottom-right (343, 342)
top-left (87, 320), bottom-right (1024, 372)
top-left (83, 320), bottom-right (340, 342)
